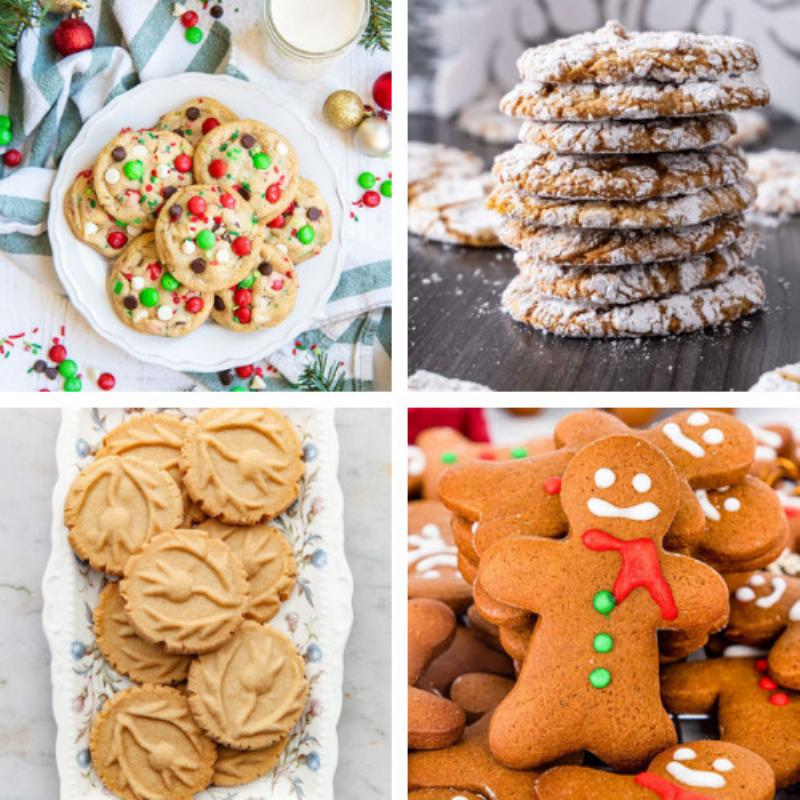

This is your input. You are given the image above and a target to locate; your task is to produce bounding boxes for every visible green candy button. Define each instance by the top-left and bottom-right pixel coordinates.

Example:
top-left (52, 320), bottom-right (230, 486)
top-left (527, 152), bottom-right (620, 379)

top-left (0, 115), bottom-right (11, 131)
top-left (161, 272), bottom-right (180, 291)
top-left (358, 171), bottom-right (376, 189)
top-left (185, 26), bottom-right (203, 44)
top-left (124, 160), bottom-right (144, 180)
top-left (593, 633), bottom-right (614, 654)
top-left (380, 179), bottom-right (392, 198)
top-left (0, 129), bottom-right (12, 146)
top-left (196, 229), bottom-right (216, 250)
top-left (63, 376), bottom-right (82, 392)
top-left (238, 273), bottom-right (255, 289)
top-left (252, 152), bottom-right (271, 170)
top-left (297, 225), bottom-right (315, 245)
top-left (440, 452), bottom-right (457, 464)
top-left (140, 287), bottom-right (159, 307)
top-left (589, 668), bottom-right (611, 689)
top-left (113, 280), bottom-right (124, 295)
top-left (593, 590), bottom-right (616, 616)
top-left (510, 447), bottom-right (528, 459)
top-left (230, 386), bottom-right (248, 392)
top-left (58, 359), bottom-right (78, 378)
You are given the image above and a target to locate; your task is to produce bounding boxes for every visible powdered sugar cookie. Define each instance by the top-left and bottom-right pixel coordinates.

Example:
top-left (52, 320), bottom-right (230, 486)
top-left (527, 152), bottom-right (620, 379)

top-left (519, 115), bottom-right (736, 155)
top-left (156, 96), bottom-right (238, 147)
top-left (750, 364), bottom-right (800, 392)
top-left (457, 91), bottom-right (522, 144)
top-left (409, 141), bottom-right (483, 197)
top-left (265, 177), bottom-right (331, 263)
top-left (747, 149), bottom-right (800, 216)
top-left (493, 144), bottom-right (747, 201)
top-left (729, 110), bottom-right (770, 148)
top-left (502, 265), bottom-right (765, 338)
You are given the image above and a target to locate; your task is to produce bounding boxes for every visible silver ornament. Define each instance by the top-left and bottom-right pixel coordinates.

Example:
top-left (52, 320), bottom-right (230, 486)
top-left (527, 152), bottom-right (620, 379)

top-left (354, 116), bottom-right (391, 158)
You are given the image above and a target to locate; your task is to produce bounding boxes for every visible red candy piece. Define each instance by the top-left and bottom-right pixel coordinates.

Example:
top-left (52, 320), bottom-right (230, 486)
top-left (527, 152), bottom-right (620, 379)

top-left (267, 214), bottom-right (285, 229)
top-left (234, 306), bottom-right (251, 324)
top-left (208, 159), bottom-right (226, 178)
top-left (187, 195), bottom-right (207, 215)
top-left (755, 659), bottom-right (769, 673)
top-left (233, 288), bottom-right (252, 307)
top-left (201, 117), bottom-right (220, 134)
top-left (180, 10), bottom-right (198, 27)
top-left (759, 676), bottom-right (777, 691)
top-left (97, 372), bottom-right (115, 391)
top-left (173, 153), bottom-right (192, 173)
top-left (543, 476), bottom-right (562, 495)
top-left (770, 692), bottom-right (790, 706)
top-left (219, 192), bottom-right (235, 209)
top-left (49, 344), bottom-right (67, 363)
top-left (232, 236), bottom-right (251, 256)
top-left (786, 507), bottom-right (800, 518)
top-left (271, 279), bottom-right (283, 291)
top-left (477, 450), bottom-right (496, 461)
top-left (3, 149), bottom-right (21, 167)
top-left (266, 183), bottom-right (282, 204)
top-left (107, 231), bottom-right (128, 249)
top-left (236, 365), bottom-right (254, 379)
top-left (363, 190), bottom-right (380, 208)
top-left (185, 296), bottom-right (204, 314)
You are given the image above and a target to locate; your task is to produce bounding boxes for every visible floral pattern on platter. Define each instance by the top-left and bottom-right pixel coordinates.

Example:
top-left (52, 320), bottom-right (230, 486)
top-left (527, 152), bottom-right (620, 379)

top-left (61, 408), bottom-right (336, 800)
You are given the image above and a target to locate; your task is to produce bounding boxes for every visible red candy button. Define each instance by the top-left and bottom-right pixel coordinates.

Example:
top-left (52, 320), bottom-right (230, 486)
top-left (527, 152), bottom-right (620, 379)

top-left (233, 288), bottom-right (252, 307)
top-left (236, 365), bottom-right (255, 378)
top-left (201, 117), bottom-right (220, 134)
top-left (266, 183), bottom-right (282, 204)
top-left (755, 659), bottom-right (769, 673)
top-left (187, 195), bottom-right (207, 215)
top-left (759, 676), bottom-right (777, 691)
top-left (770, 692), bottom-right (790, 706)
top-left (543, 476), bottom-right (562, 495)
top-left (477, 450), bottom-right (496, 460)
top-left (234, 306), bottom-right (251, 324)
top-left (219, 192), bottom-right (235, 209)
top-left (271, 279), bottom-right (283, 291)
top-left (97, 372), bottom-right (115, 391)
top-left (267, 214), bottom-right (285, 229)
top-left (208, 158), bottom-right (226, 178)
top-left (181, 10), bottom-right (198, 27)
top-left (786, 507), bottom-right (800, 518)
top-left (232, 237), bottom-right (251, 256)
top-left (173, 153), bottom-right (192, 173)
top-left (185, 296), bottom-right (204, 314)
top-left (107, 231), bottom-right (128, 249)
top-left (3, 149), bottom-right (21, 167)
top-left (49, 344), bottom-right (67, 363)
top-left (363, 190), bottom-right (380, 208)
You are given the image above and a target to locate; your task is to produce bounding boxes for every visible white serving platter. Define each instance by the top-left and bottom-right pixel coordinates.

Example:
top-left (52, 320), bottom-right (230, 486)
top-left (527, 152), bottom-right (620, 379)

top-left (47, 74), bottom-right (345, 372)
top-left (42, 408), bottom-right (352, 800)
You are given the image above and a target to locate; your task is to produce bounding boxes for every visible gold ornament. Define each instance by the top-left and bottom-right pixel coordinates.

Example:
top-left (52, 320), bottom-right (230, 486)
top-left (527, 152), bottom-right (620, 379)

top-left (354, 116), bottom-right (391, 158)
top-left (323, 90), bottom-right (366, 131)
top-left (39, 0), bottom-right (88, 12)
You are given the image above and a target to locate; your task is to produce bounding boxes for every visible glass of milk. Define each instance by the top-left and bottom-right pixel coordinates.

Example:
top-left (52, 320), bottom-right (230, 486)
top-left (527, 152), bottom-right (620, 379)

top-left (264, 0), bottom-right (370, 81)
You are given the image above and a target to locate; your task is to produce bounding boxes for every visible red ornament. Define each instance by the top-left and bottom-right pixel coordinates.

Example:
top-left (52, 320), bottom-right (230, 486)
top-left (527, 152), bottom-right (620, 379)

top-left (185, 296), bottom-right (204, 313)
top-left (363, 190), bottom-right (380, 208)
top-left (53, 17), bottom-right (95, 57)
top-left (267, 214), bottom-right (285, 229)
top-left (180, 10), bottom-right (199, 27)
top-left (107, 231), bottom-right (128, 249)
top-left (49, 344), bottom-right (67, 363)
top-left (208, 159), bottom-right (226, 178)
top-left (187, 196), bottom-right (207, 216)
top-left (236, 365), bottom-right (255, 379)
top-left (219, 193), bottom-right (235, 209)
top-left (232, 237), bottom-right (251, 256)
top-left (234, 306), bottom-right (251, 324)
top-left (173, 153), bottom-right (193, 173)
top-left (202, 117), bottom-right (220, 134)
top-left (97, 372), bottom-right (115, 391)
top-left (372, 71), bottom-right (392, 111)
top-left (3, 149), bottom-right (21, 167)
top-left (233, 288), bottom-right (252, 307)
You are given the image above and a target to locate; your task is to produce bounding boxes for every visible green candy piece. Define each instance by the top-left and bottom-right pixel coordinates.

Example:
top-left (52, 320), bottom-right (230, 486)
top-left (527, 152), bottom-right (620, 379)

top-left (161, 272), bottom-right (180, 291)
top-left (297, 225), bottom-right (315, 245)
top-left (252, 152), bottom-right (271, 170)
top-left (593, 633), bottom-right (614, 654)
top-left (440, 452), bottom-right (457, 465)
top-left (589, 668), bottom-right (611, 689)
top-left (238, 273), bottom-right (256, 289)
top-left (358, 171), bottom-right (376, 189)
top-left (185, 26), bottom-right (203, 44)
top-left (196, 229), bottom-right (216, 250)
top-left (0, 115), bottom-right (11, 131)
top-left (124, 160), bottom-right (144, 180)
top-left (230, 386), bottom-right (248, 392)
top-left (593, 590), bottom-right (616, 616)
top-left (113, 280), bottom-right (124, 295)
top-left (0, 129), bottom-right (12, 146)
top-left (380, 179), bottom-right (392, 198)
top-left (510, 447), bottom-right (528, 459)
top-left (58, 359), bottom-right (78, 378)
top-left (139, 287), bottom-right (159, 307)
top-left (63, 376), bottom-right (83, 392)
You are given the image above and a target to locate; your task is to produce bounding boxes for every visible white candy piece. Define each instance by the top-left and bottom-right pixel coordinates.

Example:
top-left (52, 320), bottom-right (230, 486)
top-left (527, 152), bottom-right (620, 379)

top-left (182, 240), bottom-right (196, 255)
top-left (250, 374), bottom-right (266, 391)
top-left (277, 243), bottom-right (289, 254)
top-left (276, 142), bottom-right (289, 155)
top-left (130, 276), bottom-right (145, 291)
top-left (127, 227), bottom-right (142, 238)
top-left (83, 221), bottom-right (99, 236)
top-left (157, 305), bottom-right (174, 321)
top-left (132, 144), bottom-right (148, 159)
top-left (132, 308), bottom-right (148, 323)
top-left (157, 164), bottom-right (172, 179)
top-left (104, 168), bottom-right (121, 185)
top-left (216, 248), bottom-right (231, 263)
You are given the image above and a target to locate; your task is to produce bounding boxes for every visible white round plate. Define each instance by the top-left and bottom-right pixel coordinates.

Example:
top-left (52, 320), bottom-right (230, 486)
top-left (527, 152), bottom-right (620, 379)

top-left (48, 73), bottom-right (345, 373)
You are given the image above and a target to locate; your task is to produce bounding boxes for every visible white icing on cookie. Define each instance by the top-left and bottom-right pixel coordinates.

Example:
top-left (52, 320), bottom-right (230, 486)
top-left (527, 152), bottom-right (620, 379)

top-left (587, 497), bottom-right (660, 521)
top-left (666, 760), bottom-right (726, 788)
top-left (632, 473), bottom-right (652, 493)
top-left (789, 599), bottom-right (800, 622)
top-left (408, 445), bottom-right (426, 477)
top-left (408, 523), bottom-right (457, 578)
top-left (594, 467), bottom-right (616, 488)
top-left (736, 586), bottom-right (756, 602)
top-left (695, 489), bottom-right (721, 522)
top-left (662, 422), bottom-right (704, 458)
top-left (687, 412), bottom-right (709, 426)
top-left (756, 576), bottom-right (786, 608)
top-left (673, 748), bottom-right (697, 761)
top-left (723, 644), bottom-right (767, 657)
top-left (723, 497), bottom-right (741, 512)
top-left (756, 445), bottom-right (778, 462)
top-left (713, 758), bottom-right (734, 772)
top-left (703, 427), bottom-right (724, 445)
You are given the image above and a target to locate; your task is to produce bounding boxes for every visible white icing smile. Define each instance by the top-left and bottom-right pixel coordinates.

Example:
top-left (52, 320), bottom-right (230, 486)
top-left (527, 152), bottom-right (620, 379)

top-left (695, 489), bottom-right (720, 522)
top-left (666, 758), bottom-right (729, 789)
top-left (662, 422), bottom-right (705, 458)
top-left (587, 497), bottom-right (660, 521)
top-left (408, 522), bottom-right (457, 579)
top-left (735, 574), bottom-right (787, 608)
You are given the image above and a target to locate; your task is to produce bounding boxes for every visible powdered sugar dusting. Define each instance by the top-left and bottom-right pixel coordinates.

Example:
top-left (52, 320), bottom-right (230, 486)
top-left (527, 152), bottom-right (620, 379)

top-left (747, 149), bottom-right (800, 215)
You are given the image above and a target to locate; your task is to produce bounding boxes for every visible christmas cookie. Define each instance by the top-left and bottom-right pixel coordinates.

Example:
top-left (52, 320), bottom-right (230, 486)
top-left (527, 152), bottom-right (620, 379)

top-left (153, 184), bottom-right (263, 293)
top-left (515, 21), bottom-right (760, 85)
top-left (121, 529), bottom-right (250, 654)
top-left (94, 581), bottom-right (191, 685)
top-left (93, 129), bottom-right (195, 228)
top-left (198, 518), bottom-right (296, 623)
top-left (266, 177), bottom-right (331, 263)
top-left (212, 736), bottom-right (289, 787)
top-left (449, 672), bottom-right (514, 722)
top-left (156, 96), bottom-right (238, 147)
top-left (519, 114), bottom-right (736, 155)
top-left (408, 141), bottom-right (483, 197)
top-left (194, 120), bottom-right (299, 223)
top-left (64, 455), bottom-right (183, 576)
top-left (64, 169), bottom-right (141, 255)
top-left (502, 265), bottom-right (765, 338)
top-left (747, 148), bottom-right (800, 216)
top-left (729, 110), bottom-right (770, 148)
top-left (211, 241), bottom-right (297, 332)
top-left (108, 233), bottom-right (212, 336)
top-left (188, 621), bottom-right (308, 750)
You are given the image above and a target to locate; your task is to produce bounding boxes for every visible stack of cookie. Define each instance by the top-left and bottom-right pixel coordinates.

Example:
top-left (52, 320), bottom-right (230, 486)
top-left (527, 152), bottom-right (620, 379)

top-left (65, 97), bottom-right (332, 342)
top-left (489, 22), bottom-right (771, 337)
top-left (63, 410), bottom-right (309, 796)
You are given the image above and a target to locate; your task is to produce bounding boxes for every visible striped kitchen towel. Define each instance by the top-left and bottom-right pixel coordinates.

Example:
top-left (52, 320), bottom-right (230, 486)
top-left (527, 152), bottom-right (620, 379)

top-left (0, 0), bottom-right (392, 390)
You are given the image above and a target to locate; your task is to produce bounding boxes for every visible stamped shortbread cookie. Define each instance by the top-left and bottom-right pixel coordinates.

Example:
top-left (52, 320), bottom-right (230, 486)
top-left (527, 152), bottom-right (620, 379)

top-left (747, 149), bottom-right (800, 216)
top-left (212, 737), bottom-right (289, 787)
top-left (503, 265), bottom-right (765, 337)
top-left (493, 144), bottom-right (747, 201)
top-left (489, 179), bottom-right (756, 229)
top-left (500, 74), bottom-right (769, 122)
top-left (519, 115), bottom-right (736, 155)
top-left (500, 215), bottom-right (745, 266)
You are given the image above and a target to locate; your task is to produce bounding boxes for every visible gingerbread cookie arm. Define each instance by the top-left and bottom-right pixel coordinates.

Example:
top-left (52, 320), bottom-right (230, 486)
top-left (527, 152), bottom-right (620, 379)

top-left (408, 685), bottom-right (465, 750)
top-left (662, 553), bottom-right (730, 636)
top-left (770, 622), bottom-right (800, 689)
top-left (554, 409), bottom-right (628, 448)
top-left (409, 599), bottom-right (457, 685)
top-left (661, 659), bottom-right (726, 715)
top-left (536, 766), bottom-right (641, 800)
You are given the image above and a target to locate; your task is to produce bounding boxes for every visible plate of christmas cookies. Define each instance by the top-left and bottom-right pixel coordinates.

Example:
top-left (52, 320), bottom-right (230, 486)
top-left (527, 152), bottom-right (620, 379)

top-left (49, 73), bottom-right (345, 372)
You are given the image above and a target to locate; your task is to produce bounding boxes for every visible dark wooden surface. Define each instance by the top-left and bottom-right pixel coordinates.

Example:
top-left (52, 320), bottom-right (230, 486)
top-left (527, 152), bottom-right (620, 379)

top-left (409, 114), bottom-right (800, 392)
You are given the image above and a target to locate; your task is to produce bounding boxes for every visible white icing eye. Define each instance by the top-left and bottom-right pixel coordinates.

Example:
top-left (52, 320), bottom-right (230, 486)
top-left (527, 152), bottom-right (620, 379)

top-left (594, 468), bottom-right (616, 489)
top-left (736, 587), bottom-right (756, 602)
top-left (632, 473), bottom-right (651, 493)
top-left (687, 412), bottom-right (709, 426)
top-left (713, 758), bottom-right (734, 772)
top-left (421, 523), bottom-right (441, 538)
top-left (703, 428), bottom-right (724, 445)
top-left (789, 600), bottom-right (800, 622)
top-left (723, 497), bottom-right (741, 512)
top-left (750, 574), bottom-right (766, 586)
top-left (673, 747), bottom-right (696, 761)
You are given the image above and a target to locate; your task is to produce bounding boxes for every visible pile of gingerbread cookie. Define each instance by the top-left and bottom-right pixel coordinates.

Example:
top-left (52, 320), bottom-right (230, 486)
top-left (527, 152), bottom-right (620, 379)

top-left (63, 409), bottom-right (309, 797)
top-left (408, 409), bottom-right (800, 798)
top-left (491, 21), bottom-right (771, 338)
top-left (65, 97), bottom-right (332, 337)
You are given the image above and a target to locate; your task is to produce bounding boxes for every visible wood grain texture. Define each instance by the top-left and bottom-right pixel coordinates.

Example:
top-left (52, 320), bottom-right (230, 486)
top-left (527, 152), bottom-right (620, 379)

top-left (409, 114), bottom-right (800, 391)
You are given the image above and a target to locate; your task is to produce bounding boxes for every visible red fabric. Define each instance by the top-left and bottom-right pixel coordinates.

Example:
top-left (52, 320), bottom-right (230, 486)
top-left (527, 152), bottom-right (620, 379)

top-left (408, 409), bottom-right (489, 444)
top-left (635, 772), bottom-right (712, 800)
top-left (582, 529), bottom-right (678, 621)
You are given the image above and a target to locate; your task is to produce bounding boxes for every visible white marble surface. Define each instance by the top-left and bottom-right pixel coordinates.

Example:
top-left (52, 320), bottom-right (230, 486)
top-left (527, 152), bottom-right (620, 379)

top-left (0, 408), bottom-right (390, 799)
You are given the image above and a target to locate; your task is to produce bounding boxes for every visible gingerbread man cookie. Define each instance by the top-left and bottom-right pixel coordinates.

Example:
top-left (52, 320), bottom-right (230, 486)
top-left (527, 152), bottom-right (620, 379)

top-left (479, 435), bottom-right (729, 771)
top-left (449, 672), bottom-right (515, 723)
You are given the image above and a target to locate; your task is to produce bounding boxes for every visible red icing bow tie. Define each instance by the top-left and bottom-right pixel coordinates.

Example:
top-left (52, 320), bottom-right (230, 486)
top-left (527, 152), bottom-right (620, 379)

top-left (635, 772), bottom-right (712, 800)
top-left (582, 529), bottom-right (677, 620)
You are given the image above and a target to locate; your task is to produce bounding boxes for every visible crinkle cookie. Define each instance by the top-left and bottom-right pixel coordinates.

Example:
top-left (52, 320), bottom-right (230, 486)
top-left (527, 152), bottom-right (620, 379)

top-left (108, 233), bottom-right (212, 336)
top-left (409, 141), bottom-right (484, 195)
top-left (188, 621), bottom-right (308, 750)
top-left (519, 114), bottom-right (737, 155)
top-left (180, 409), bottom-right (304, 525)
top-left (194, 120), bottom-right (299, 223)
top-left (64, 170), bottom-right (142, 256)
top-left (212, 736), bottom-right (289, 787)
top-left (156, 96), bottom-right (238, 147)
top-left (516, 21), bottom-right (760, 85)
top-left (489, 179), bottom-right (756, 229)
top-left (93, 129), bottom-right (195, 228)
top-left (266, 177), bottom-right (332, 263)
top-left (154, 184), bottom-right (263, 293)
top-left (503, 265), bottom-right (765, 338)
top-left (747, 148), bottom-right (800, 216)
top-left (90, 685), bottom-right (216, 800)
top-left (64, 455), bottom-right (183, 576)
top-left (501, 74), bottom-right (769, 122)
top-left (211, 241), bottom-right (297, 331)
top-left (493, 144), bottom-right (748, 201)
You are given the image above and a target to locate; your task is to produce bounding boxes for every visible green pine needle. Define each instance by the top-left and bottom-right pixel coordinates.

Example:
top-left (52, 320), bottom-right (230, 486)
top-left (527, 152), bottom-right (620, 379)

top-left (360, 0), bottom-right (390, 53)
top-left (298, 350), bottom-right (346, 392)
top-left (0, 0), bottom-right (38, 69)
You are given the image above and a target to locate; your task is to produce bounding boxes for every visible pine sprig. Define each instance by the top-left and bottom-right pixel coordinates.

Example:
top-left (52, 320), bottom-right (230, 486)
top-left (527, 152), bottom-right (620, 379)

top-left (360, 0), bottom-right (390, 53)
top-left (298, 350), bottom-right (346, 392)
top-left (0, 0), bottom-right (38, 69)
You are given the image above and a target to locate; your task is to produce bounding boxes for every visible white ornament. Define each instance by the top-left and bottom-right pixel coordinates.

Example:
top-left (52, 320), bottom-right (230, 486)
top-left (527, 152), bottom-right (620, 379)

top-left (250, 374), bottom-right (266, 391)
top-left (354, 116), bottom-right (392, 158)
